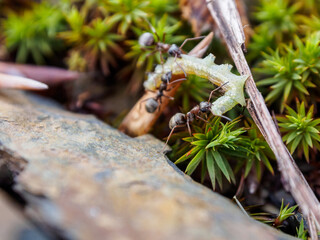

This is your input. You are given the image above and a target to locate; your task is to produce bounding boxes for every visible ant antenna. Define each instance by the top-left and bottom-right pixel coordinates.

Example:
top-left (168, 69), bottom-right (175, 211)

top-left (216, 114), bottom-right (232, 122)
top-left (208, 82), bottom-right (229, 102)
top-left (174, 54), bottom-right (187, 77)
top-left (179, 36), bottom-right (206, 50)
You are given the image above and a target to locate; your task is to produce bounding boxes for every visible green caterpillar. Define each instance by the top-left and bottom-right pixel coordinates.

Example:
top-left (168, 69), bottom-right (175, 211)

top-left (143, 54), bottom-right (248, 115)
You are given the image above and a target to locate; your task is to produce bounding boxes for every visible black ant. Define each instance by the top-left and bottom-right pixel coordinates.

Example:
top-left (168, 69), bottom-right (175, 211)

top-left (165, 83), bottom-right (231, 146)
top-left (140, 71), bottom-right (186, 113)
top-left (138, 30), bottom-right (204, 77)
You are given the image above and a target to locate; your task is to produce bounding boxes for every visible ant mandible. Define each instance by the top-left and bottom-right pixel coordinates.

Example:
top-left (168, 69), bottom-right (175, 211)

top-left (140, 71), bottom-right (186, 113)
top-left (165, 83), bottom-right (231, 146)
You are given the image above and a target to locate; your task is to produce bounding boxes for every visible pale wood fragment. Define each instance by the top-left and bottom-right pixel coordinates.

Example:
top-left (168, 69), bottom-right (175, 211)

top-left (0, 62), bottom-right (79, 86)
top-left (0, 73), bottom-right (48, 90)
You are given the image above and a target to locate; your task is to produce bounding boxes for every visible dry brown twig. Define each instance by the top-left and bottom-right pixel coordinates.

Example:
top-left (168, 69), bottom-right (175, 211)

top-left (206, 0), bottom-right (320, 236)
top-left (179, 0), bottom-right (252, 43)
top-left (119, 32), bottom-right (214, 136)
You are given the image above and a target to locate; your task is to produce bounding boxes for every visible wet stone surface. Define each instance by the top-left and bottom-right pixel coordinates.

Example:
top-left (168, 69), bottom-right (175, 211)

top-left (0, 90), bottom-right (296, 240)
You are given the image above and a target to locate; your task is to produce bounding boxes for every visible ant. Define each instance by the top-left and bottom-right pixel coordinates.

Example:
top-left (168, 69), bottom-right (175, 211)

top-left (140, 71), bottom-right (186, 113)
top-left (165, 83), bottom-right (231, 146)
top-left (138, 29), bottom-right (205, 77)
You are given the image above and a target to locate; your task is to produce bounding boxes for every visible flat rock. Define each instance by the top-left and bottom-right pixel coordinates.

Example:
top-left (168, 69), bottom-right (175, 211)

top-left (0, 90), bottom-right (296, 240)
top-left (0, 191), bottom-right (48, 240)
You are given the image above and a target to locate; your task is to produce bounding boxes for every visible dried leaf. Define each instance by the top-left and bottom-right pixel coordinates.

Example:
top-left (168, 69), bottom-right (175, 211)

top-left (179, 0), bottom-right (214, 37)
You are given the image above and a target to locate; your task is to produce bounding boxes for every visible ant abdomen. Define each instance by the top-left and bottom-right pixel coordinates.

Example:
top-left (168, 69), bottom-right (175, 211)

top-left (139, 32), bottom-right (155, 47)
top-left (169, 113), bottom-right (186, 129)
top-left (145, 98), bottom-right (159, 113)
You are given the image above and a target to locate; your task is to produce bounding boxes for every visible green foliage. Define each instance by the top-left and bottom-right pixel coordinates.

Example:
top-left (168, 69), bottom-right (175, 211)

top-left (148, 0), bottom-right (178, 16)
top-left (277, 101), bottom-right (320, 162)
top-left (175, 75), bottom-right (212, 112)
top-left (59, 7), bottom-right (123, 74)
top-left (256, 47), bottom-right (314, 106)
top-left (300, 15), bottom-right (320, 33)
top-left (125, 14), bottom-right (184, 71)
top-left (293, 0), bottom-right (320, 14)
top-left (247, 29), bottom-right (276, 62)
top-left (254, 0), bottom-right (300, 42)
top-left (248, 0), bottom-right (306, 62)
top-left (103, 0), bottom-right (151, 35)
top-left (170, 116), bottom-right (276, 189)
top-left (236, 121), bottom-right (274, 180)
top-left (174, 117), bottom-right (245, 189)
top-left (296, 219), bottom-right (308, 240)
top-left (2, 2), bottom-right (66, 64)
top-left (294, 32), bottom-right (320, 85)
top-left (66, 49), bottom-right (88, 72)
top-left (273, 200), bottom-right (298, 228)
top-left (255, 32), bottom-right (320, 107)
top-left (252, 200), bottom-right (298, 228)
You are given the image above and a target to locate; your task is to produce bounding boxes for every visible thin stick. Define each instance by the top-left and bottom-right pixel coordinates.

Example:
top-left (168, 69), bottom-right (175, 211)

top-left (206, 0), bottom-right (320, 234)
top-left (180, 36), bottom-right (206, 49)
top-left (233, 196), bottom-right (250, 218)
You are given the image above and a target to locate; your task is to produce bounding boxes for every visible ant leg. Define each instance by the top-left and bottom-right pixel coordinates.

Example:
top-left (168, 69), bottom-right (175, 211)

top-left (162, 95), bottom-right (174, 101)
top-left (165, 78), bottom-right (187, 92)
top-left (196, 115), bottom-right (208, 123)
top-left (168, 78), bottom-right (187, 86)
top-left (208, 82), bottom-right (229, 102)
top-left (139, 98), bottom-right (152, 111)
top-left (146, 49), bottom-right (159, 59)
top-left (159, 50), bottom-right (164, 66)
top-left (154, 98), bottom-right (161, 113)
top-left (163, 125), bottom-right (184, 151)
top-left (215, 114), bottom-right (232, 122)
top-left (146, 89), bottom-right (157, 93)
top-left (174, 55), bottom-right (187, 77)
top-left (187, 121), bottom-right (192, 136)
top-left (159, 51), bottom-right (166, 73)
top-left (179, 36), bottom-right (206, 50)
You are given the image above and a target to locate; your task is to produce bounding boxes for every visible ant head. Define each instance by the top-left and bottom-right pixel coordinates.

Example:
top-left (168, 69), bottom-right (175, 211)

top-left (145, 98), bottom-right (159, 113)
top-left (168, 44), bottom-right (182, 57)
top-left (138, 32), bottom-right (155, 47)
top-left (161, 71), bottom-right (172, 83)
top-left (169, 113), bottom-right (186, 129)
top-left (199, 101), bottom-right (211, 113)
